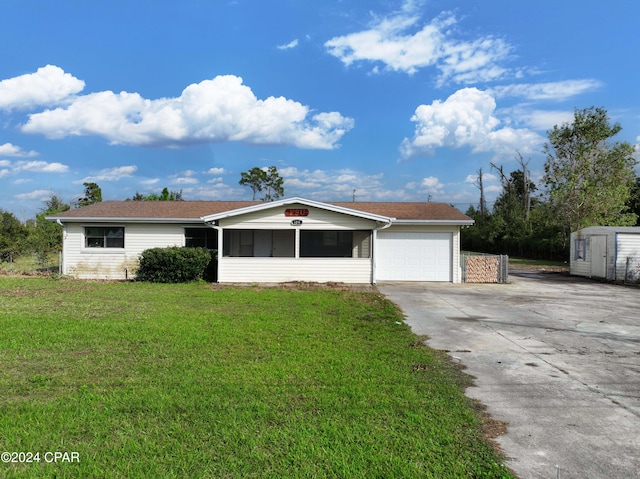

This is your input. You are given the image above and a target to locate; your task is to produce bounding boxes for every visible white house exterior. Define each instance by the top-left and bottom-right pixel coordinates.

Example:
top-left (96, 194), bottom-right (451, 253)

top-left (48, 197), bottom-right (473, 283)
top-left (570, 226), bottom-right (640, 282)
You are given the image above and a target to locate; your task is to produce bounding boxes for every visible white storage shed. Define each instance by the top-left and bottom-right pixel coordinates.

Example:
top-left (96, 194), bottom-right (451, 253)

top-left (570, 226), bottom-right (640, 282)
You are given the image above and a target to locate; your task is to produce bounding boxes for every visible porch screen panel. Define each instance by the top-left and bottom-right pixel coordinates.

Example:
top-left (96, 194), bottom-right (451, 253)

top-left (300, 230), bottom-right (354, 257)
top-left (352, 231), bottom-right (371, 258)
top-left (223, 229), bottom-right (294, 257)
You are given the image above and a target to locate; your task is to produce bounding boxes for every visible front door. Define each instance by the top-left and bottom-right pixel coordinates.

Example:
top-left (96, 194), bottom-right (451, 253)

top-left (590, 235), bottom-right (607, 278)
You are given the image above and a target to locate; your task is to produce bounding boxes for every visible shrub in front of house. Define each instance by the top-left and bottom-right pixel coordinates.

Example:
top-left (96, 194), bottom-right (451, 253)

top-left (136, 246), bottom-right (211, 283)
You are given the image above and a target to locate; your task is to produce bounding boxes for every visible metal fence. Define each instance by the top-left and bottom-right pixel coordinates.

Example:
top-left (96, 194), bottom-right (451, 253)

top-left (461, 252), bottom-right (509, 284)
top-left (0, 252), bottom-right (62, 276)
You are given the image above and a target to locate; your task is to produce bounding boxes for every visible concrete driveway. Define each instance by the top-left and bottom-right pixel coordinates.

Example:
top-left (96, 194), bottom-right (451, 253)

top-left (378, 273), bottom-right (640, 479)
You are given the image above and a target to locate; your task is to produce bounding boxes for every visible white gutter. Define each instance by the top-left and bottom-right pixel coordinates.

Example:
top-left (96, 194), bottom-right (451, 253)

top-left (392, 219), bottom-right (475, 226)
top-left (46, 216), bottom-right (205, 224)
top-left (371, 220), bottom-right (393, 284)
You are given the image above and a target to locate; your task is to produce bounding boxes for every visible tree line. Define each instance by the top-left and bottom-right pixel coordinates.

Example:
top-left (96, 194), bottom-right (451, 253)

top-left (462, 107), bottom-right (639, 260)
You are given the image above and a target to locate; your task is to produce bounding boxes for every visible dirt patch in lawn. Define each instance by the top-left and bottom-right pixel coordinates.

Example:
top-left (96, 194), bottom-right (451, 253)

top-left (210, 281), bottom-right (378, 292)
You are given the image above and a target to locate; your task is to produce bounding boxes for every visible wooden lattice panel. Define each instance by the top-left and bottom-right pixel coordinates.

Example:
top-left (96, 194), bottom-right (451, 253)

top-left (465, 256), bottom-right (500, 283)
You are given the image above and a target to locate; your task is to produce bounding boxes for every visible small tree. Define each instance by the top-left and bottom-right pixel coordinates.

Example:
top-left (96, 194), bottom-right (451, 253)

top-left (28, 195), bottom-right (69, 266)
top-left (0, 210), bottom-right (28, 262)
top-left (543, 107), bottom-right (637, 241)
top-left (239, 166), bottom-right (284, 201)
top-left (76, 182), bottom-right (102, 207)
top-left (262, 166), bottom-right (284, 201)
top-left (239, 167), bottom-right (266, 200)
top-left (627, 176), bottom-right (640, 226)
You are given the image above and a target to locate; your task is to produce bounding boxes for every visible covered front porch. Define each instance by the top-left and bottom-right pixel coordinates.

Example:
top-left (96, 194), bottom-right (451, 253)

top-left (214, 228), bottom-right (375, 283)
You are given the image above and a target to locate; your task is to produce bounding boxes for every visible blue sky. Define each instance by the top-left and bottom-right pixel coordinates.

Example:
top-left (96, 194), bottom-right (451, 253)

top-left (1, 0), bottom-right (639, 220)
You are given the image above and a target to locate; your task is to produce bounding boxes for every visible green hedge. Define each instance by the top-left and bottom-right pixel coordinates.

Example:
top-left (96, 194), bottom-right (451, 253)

top-left (136, 247), bottom-right (212, 283)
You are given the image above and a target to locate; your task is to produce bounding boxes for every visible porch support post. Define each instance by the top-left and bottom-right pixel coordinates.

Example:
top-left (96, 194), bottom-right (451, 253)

top-left (214, 225), bottom-right (223, 282)
top-left (370, 229), bottom-right (377, 284)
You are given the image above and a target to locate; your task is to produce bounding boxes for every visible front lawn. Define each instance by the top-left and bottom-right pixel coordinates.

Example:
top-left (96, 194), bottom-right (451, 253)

top-left (0, 278), bottom-right (513, 478)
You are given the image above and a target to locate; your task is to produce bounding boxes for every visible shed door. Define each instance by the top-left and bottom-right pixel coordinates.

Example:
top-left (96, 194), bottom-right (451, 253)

top-left (376, 231), bottom-right (452, 281)
top-left (590, 235), bottom-right (607, 278)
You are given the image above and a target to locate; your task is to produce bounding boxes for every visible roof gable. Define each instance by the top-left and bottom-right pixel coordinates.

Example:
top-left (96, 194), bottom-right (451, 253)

top-left (201, 197), bottom-right (393, 223)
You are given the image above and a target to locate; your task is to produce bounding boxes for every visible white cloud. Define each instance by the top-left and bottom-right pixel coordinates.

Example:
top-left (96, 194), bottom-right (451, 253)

top-left (0, 65), bottom-right (85, 111)
top-left (21, 74), bottom-right (354, 149)
top-left (14, 189), bottom-right (55, 200)
top-left (140, 178), bottom-right (160, 186)
top-left (279, 166), bottom-right (397, 200)
top-left (172, 177), bottom-right (199, 185)
top-left (170, 169), bottom-right (199, 185)
top-left (0, 143), bottom-right (38, 158)
top-left (206, 167), bottom-right (226, 175)
top-left (0, 159), bottom-right (69, 177)
top-left (465, 172), bottom-right (498, 184)
top-left (513, 109), bottom-right (575, 131)
top-left (277, 39), bottom-right (299, 50)
top-left (489, 79), bottom-right (602, 101)
top-left (77, 165), bottom-right (137, 183)
top-left (400, 87), bottom-right (544, 159)
top-left (325, 5), bottom-right (512, 84)
top-left (405, 175), bottom-right (446, 198)
top-left (421, 176), bottom-right (443, 191)
top-left (196, 183), bottom-right (244, 199)
top-left (14, 160), bottom-right (69, 173)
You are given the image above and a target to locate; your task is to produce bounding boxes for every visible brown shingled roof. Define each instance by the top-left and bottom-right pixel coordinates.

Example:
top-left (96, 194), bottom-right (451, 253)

top-left (332, 202), bottom-right (471, 221)
top-left (49, 201), bottom-right (260, 220)
top-left (49, 199), bottom-right (472, 222)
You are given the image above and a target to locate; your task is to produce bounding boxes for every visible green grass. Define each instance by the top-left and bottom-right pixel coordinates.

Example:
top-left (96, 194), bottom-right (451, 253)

top-left (508, 257), bottom-right (568, 268)
top-left (0, 278), bottom-right (513, 478)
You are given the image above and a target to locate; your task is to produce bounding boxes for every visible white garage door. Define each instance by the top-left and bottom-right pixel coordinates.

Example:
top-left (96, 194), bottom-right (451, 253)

top-left (376, 231), bottom-right (452, 281)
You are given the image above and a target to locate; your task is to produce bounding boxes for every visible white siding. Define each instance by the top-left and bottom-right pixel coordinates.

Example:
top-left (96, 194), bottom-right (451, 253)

top-left (218, 258), bottom-right (372, 283)
top-left (219, 204), bottom-right (376, 230)
top-left (62, 223), bottom-right (187, 280)
top-left (615, 233), bottom-right (640, 281)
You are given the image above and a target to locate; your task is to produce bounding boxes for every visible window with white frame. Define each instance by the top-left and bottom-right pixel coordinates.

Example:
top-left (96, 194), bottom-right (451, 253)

top-left (85, 227), bottom-right (124, 248)
top-left (185, 228), bottom-right (217, 250)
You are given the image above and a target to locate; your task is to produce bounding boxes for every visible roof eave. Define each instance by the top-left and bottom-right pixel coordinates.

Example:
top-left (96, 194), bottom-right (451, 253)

top-left (46, 216), bottom-right (205, 224)
top-left (392, 219), bottom-right (475, 226)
